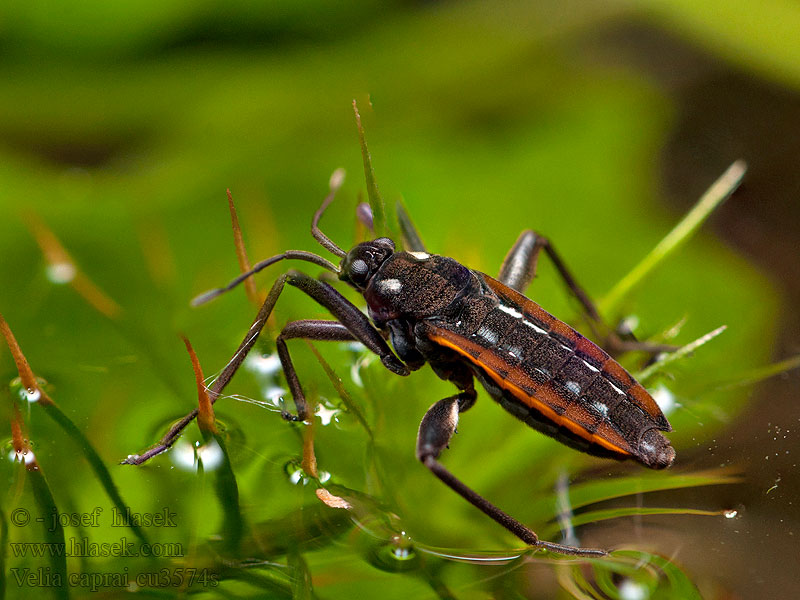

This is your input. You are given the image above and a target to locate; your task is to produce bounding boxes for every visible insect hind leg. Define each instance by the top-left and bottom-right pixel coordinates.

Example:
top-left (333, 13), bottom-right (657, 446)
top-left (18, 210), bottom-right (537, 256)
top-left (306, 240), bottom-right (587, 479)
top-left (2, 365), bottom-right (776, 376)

top-left (498, 230), bottom-right (601, 322)
top-left (498, 230), bottom-right (674, 356)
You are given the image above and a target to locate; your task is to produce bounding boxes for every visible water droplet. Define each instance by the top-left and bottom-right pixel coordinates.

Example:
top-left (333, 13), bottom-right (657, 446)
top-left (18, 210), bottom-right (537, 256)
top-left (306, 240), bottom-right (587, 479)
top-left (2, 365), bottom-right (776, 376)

top-left (10, 378), bottom-right (44, 403)
top-left (244, 352), bottom-right (282, 377)
top-left (264, 386), bottom-right (287, 407)
top-left (350, 361), bottom-right (364, 388)
top-left (365, 532), bottom-right (419, 572)
top-left (347, 349), bottom-right (372, 389)
top-left (46, 262), bottom-right (76, 284)
top-left (617, 315), bottom-right (640, 337)
top-left (618, 579), bottom-right (649, 600)
top-left (8, 447), bottom-right (37, 465)
top-left (346, 342), bottom-right (366, 353)
top-left (284, 460), bottom-right (313, 486)
top-left (315, 401), bottom-right (341, 426)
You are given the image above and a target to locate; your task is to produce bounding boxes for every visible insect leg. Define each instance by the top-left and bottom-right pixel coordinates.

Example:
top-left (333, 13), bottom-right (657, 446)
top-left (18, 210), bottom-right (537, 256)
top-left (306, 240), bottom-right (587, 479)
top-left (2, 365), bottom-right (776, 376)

top-left (499, 230), bottom-right (601, 322)
top-left (499, 230), bottom-right (673, 355)
top-left (416, 383), bottom-right (607, 557)
top-left (124, 271), bottom-right (407, 465)
top-left (497, 230), bottom-right (542, 293)
top-left (276, 319), bottom-right (355, 421)
top-left (285, 270), bottom-right (409, 376)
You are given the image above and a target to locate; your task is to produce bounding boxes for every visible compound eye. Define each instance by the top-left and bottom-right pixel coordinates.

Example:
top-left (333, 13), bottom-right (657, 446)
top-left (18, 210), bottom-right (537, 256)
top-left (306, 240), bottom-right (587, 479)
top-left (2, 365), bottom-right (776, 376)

top-left (374, 237), bottom-right (395, 251)
top-left (350, 258), bottom-right (370, 285)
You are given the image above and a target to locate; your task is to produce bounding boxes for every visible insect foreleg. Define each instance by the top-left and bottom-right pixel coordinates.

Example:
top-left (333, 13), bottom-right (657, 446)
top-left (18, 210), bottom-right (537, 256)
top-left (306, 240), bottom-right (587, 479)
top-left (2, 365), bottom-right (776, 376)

top-left (122, 272), bottom-right (292, 465)
top-left (124, 271), bottom-right (408, 465)
top-left (285, 271), bottom-right (409, 376)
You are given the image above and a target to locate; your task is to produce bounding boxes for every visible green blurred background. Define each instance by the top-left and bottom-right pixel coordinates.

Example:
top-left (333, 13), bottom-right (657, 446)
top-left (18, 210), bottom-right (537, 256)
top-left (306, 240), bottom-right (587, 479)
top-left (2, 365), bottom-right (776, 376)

top-left (1, 1), bottom-right (799, 598)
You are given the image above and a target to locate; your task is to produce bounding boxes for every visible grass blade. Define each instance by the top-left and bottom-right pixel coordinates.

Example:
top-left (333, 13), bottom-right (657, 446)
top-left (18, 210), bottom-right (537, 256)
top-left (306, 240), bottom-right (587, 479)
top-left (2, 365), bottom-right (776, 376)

top-left (27, 464), bottom-right (69, 600)
top-left (227, 189), bottom-right (261, 306)
top-left (288, 550), bottom-right (314, 600)
top-left (305, 341), bottom-right (373, 438)
top-left (24, 211), bottom-right (122, 319)
top-left (526, 470), bottom-right (739, 520)
top-left (396, 198), bottom-right (427, 253)
top-left (1, 505), bottom-right (6, 600)
top-left (703, 353), bottom-right (800, 392)
top-left (637, 324), bottom-right (727, 382)
top-left (38, 402), bottom-right (149, 545)
top-left (210, 434), bottom-right (245, 554)
top-left (541, 506), bottom-right (729, 539)
top-left (601, 160), bottom-right (746, 314)
top-left (353, 99), bottom-right (392, 239)
top-left (183, 336), bottom-right (244, 553)
top-left (2, 311), bottom-right (148, 544)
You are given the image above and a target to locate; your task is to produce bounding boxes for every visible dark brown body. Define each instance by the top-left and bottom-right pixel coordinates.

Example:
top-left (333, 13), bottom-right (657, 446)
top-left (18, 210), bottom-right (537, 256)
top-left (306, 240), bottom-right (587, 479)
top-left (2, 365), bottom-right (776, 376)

top-left (365, 251), bottom-right (674, 469)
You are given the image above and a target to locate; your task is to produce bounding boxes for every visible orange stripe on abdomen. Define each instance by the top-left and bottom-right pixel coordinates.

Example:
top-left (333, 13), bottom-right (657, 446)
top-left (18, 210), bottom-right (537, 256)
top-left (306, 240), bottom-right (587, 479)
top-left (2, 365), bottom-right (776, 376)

top-left (427, 330), bottom-right (634, 458)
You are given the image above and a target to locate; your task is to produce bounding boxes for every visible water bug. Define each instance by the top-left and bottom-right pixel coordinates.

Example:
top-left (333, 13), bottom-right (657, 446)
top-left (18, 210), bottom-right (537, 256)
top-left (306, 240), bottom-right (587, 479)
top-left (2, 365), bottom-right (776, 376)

top-left (126, 177), bottom-right (678, 557)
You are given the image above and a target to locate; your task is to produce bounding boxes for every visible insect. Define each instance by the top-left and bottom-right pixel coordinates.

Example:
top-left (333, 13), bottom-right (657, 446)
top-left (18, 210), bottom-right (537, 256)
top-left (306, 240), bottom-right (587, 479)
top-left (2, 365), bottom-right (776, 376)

top-left (126, 179), bottom-right (675, 557)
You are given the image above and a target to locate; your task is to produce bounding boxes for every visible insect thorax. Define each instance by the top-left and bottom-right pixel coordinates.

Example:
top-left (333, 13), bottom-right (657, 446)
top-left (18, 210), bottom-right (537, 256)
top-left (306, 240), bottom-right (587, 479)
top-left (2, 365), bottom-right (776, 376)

top-left (364, 252), bottom-right (475, 325)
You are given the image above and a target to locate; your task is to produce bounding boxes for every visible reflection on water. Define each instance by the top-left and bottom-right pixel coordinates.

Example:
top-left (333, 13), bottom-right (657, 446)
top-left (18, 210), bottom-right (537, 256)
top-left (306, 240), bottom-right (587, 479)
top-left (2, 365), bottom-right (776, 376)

top-left (284, 459), bottom-right (330, 485)
top-left (171, 438), bottom-right (224, 472)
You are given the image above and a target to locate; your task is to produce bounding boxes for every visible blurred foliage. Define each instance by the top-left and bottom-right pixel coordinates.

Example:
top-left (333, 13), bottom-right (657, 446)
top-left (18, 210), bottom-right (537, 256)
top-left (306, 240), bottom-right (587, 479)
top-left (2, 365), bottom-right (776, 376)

top-left (1, 0), bottom-right (798, 598)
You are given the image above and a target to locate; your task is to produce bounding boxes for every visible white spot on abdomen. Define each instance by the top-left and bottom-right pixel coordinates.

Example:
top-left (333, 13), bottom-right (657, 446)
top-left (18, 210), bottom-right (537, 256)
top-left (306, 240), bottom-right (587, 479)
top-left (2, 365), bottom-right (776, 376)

top-left (498, 304), bottom-right (523, 319)
top-left (592, 400), bottom-right (609, 418)
top-left (475, 325), bottom-right (499, 345)
top-left (522, 319), bottom-right (547, 334)
top-left (582, 359), bottom-right (600, 372)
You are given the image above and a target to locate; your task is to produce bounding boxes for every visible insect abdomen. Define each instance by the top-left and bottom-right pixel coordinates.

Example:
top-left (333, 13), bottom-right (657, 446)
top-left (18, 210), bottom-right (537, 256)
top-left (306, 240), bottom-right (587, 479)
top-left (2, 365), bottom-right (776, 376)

top-left (425, 273), bottom-right (675, 469)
